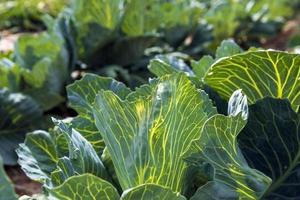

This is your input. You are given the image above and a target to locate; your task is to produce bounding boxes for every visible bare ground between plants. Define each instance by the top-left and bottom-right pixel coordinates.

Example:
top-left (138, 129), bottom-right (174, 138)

top-left (5, 166), bottom-right (42, 196)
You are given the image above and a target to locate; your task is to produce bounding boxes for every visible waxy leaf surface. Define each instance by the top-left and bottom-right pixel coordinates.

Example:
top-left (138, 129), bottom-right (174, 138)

top-left (188, 91), bottom-right (271, 200)
top-left (121, 184), bottom-right (186, 200)
top-left (67, 73), bottom-right (131, 153)
top-left (93, 74), bottom-right (216, 192)
top-left (205, 50), bottom-right (300, 110)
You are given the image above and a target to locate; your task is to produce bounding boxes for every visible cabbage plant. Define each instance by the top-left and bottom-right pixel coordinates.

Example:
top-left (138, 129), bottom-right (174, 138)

top-left (148, 43), bottom-right (300, 199)
top-left (4, 42), bottom-right (299, 199)
top-left (13, 73), bottom-right (273, 199)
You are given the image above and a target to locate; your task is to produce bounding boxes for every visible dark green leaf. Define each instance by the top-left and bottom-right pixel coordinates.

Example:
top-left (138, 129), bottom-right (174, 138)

top-left (52, 119), bottom-right (109, 183)
top-left (238, 98), bottom-right (300, 199)
top-left (95, 36), bottom-right (158, 67)
top-left (188, 90), bottom-right (271, 199)
top-left (16, 130), bottom-right (58, 182)
top-left (0, 89), bottom-right (42, 165)
top-left (190, 181), bottom-right (238, 200)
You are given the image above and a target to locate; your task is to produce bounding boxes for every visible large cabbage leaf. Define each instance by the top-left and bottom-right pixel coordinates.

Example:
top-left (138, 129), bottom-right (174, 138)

top-left (17, 119), bottom-right (110, 188)
top-left (238, 98), bottom-right (300, 199)
top-left (203, 50), bottom-right (300, 199)
top-left (17, 130), bottom-right (59, 182)
top-left (204, 50), bottom-right (300, 110)
top-left (188, 90), bottom-right (271, 200)
top-left (16, 73), bottom-right (277, 199)
top-left (93, 73), bottom-right (217, 192)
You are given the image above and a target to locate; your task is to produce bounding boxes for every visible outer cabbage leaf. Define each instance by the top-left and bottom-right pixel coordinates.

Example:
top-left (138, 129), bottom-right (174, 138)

top-left (238, 98), bottom-right (300, 199)
top-left (16, 130), bottom-right (58, 182)
top-left (48, 174), bottom-right (120, 200)
top-left (204, 50), bottom-right (300, 110)
top-left (67, 73), bottom-right (131, 153)
top-left (0, 156), bottom-right (17, 200)
top-left (50, 119), bottom-right (110, 186)
top-left (0, 89), bottom-right (43, 165)
top-left (17, 119), bottom-right (110, 187)
top-left (121, 184), bottom-right (186, 200)
top-left (188, 90), bottom-right (271, 200)
top-left (122, 0), bottom-right (202, 37)
top-left (93, 73), bottom-right (216, 192)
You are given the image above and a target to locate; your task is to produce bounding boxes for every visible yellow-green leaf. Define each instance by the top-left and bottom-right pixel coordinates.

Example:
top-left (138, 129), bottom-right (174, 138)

top-left (188, 90), bottom-right (271, 199)
top-left (204, 50), bottom-right (300, 110)
top-left (93, 73), bottom-right (216, 192)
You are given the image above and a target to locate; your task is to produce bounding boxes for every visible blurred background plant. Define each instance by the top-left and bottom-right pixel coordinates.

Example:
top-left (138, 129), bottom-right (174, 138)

top-left (0, 0), bottom-right (69, 31)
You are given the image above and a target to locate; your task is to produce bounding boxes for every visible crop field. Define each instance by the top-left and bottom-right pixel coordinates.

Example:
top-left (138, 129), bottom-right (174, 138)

top-left (0, 0), bottom-right (300, 199)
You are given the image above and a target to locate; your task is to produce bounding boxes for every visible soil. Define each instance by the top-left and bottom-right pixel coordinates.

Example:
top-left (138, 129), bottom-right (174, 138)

top-left (5, 166), bottom-right (42, 197)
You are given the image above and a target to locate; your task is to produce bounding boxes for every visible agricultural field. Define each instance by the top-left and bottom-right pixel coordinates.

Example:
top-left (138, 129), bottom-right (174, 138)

top-left (0, 0), bottom-right (300, 199)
